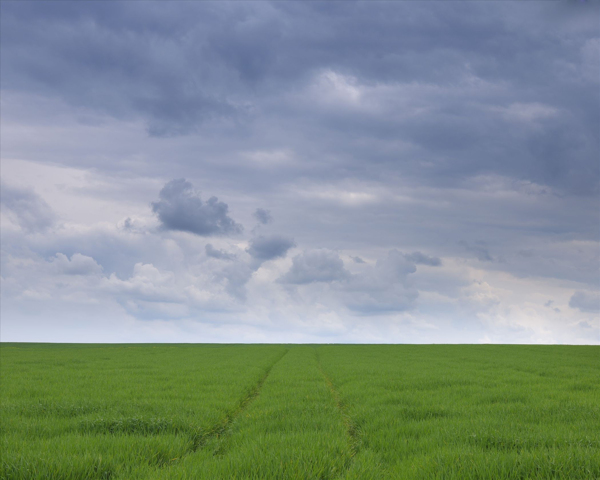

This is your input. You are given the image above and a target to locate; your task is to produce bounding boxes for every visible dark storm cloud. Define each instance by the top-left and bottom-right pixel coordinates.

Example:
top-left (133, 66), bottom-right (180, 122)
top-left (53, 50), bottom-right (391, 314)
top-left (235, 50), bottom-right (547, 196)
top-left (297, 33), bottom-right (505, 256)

top-left (279, 250), bottom-right (350, 284)
top-left (569, 291), bottom-right (600, 313)
top-left (247, 235), bottom-right (295, 261)
top-left (205, 243), bottom-right (236, 260)
top-left (253, 208), bottom-right (273, 225)
top-left (405, 252), bottom-right (442, 267)
top-left (1, 183), bottom-right (55, 233)
top-left (152, 179), bottom-right (242, 236)
top-left (0, 2), bottom-right (242, 136)
top-left (2, 1), bottom-right (598, 194)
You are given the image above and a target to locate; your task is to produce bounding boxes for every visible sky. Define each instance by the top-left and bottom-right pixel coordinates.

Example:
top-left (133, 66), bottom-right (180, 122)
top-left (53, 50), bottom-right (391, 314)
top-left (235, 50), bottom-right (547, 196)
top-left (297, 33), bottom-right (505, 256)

top-left (1, 1), bottom-right (598, 344)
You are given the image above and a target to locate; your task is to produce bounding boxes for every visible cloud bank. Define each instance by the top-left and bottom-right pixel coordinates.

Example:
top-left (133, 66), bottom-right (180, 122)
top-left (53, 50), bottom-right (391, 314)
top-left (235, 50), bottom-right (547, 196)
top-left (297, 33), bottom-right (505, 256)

top-left (1, 1), bottom-right (597, 344)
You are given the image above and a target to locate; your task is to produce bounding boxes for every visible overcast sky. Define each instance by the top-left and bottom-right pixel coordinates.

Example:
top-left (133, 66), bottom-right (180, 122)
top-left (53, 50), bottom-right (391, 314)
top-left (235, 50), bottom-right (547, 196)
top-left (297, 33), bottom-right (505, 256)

top-left (1, 1), bottom-right (598, 344)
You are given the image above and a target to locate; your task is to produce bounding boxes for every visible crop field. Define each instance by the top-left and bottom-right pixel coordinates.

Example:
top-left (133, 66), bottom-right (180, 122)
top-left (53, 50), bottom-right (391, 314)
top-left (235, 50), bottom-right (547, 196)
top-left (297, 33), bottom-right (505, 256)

top-left (1, 344), bottom-right (598, 479)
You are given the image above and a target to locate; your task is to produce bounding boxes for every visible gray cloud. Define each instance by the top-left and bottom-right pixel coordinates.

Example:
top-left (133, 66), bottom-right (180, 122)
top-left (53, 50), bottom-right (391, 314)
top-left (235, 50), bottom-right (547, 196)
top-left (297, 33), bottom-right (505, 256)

top-left (211, 234), bottom-right (295, 301)
top-left (405, 251), bottom-right (442, 267)
top-left (544, 300), bottom-right (560, 313)
top-left (247, 234), bottom-right (295, 261)
top-left (207, 234), bottom-right (295, 301)
top-left (0, 2), bottom-right (243, 137)
top-left (277, 249), bottom-right (419, 315)
top-left (279, 249), bottom-right (350, 284)
top-left (253, 208), bottom-right (273, 225)
top-left (376, 250), bottom-right (418, 282)
top-left (51, 253), bottom-right (103, 276)
top-left (341, 250), bottom-right (418, 314)
top-left (219, 261), bottom-right (254, 301)
top-left (1, 183), bottom-right (55, 233)
top-left (205, 243), bottom-right (236, 261)
top-left (1, 1), bottom-right (598, 344)
top-left (460, 241), bottom-right (494, 262)
top-left (343, 287), bottom-right (418, 315)
top-left (569, 291), bottom-right (600, 313)
top-left (152, 179), bottom-right (242, 236)
top-left (2, 2), bottom-right (597, 194)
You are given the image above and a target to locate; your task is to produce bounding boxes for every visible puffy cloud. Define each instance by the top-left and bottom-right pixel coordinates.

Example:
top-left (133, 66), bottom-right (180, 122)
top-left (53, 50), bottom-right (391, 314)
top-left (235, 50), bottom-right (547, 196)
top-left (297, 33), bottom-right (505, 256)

top-left (51, 253), bottom-right (103, 276)
top-left (152, 179), bottom-right (242, 236)
top-left (279, 249), bottom-right (350, 284)
top-left (1, 183), bottom-right (55, 233)
top-left (102, 263), bottom-right (186, 306)
top-left (253, 208), bottom-right (273, 225)
top-left (0, 214), bottom-right (596, 342)
top-left (569, 290), bottom-right (600, 313)
top-left (277, 249), bottom-right (419, 314)
top-left (212, 234), bottom-right (296, 299)
top-left (247, 234), bottom-right (295, 261)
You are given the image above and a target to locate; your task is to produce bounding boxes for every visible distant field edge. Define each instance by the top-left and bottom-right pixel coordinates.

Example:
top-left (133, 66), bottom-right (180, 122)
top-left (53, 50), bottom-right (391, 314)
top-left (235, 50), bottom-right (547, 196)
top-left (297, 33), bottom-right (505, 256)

top-left (1, 342), bottom-right (598, 347)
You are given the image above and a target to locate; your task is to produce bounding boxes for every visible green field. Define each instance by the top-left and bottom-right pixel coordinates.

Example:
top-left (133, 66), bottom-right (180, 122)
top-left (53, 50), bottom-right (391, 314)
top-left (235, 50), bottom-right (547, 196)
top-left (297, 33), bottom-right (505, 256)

top-left (1, 344), bottom-right (598, 479)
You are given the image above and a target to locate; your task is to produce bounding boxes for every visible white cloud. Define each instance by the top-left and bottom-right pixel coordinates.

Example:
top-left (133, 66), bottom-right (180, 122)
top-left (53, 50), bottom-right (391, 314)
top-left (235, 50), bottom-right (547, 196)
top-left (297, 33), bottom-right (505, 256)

top-left (311, 70), bottom-right (363, 107)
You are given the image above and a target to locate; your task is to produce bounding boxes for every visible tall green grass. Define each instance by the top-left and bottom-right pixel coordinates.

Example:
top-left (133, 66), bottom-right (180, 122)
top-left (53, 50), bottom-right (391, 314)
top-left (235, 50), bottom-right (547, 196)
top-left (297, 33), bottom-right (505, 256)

top-left (1, 344), bottom-right (286, 479)
top-left (317, 345), bottom-right (600, 479)
top-left (159, 346), bottom-right (351, 479)
top-left (1, 344), bottom-right (598, 479)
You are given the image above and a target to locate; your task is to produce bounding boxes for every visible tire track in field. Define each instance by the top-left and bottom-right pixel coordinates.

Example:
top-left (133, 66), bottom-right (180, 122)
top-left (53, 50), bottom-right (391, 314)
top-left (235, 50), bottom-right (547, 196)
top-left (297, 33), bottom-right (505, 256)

top-left (314, 349), bottom-right (361, 477)
top-left (190, 348), bottom-right (289, 453)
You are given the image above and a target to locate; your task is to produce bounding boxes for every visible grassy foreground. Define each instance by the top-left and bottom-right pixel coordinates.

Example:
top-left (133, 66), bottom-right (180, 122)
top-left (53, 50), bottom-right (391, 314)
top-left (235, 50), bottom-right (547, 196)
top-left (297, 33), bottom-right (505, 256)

top-left (1, 344), bottom-right (598, 479)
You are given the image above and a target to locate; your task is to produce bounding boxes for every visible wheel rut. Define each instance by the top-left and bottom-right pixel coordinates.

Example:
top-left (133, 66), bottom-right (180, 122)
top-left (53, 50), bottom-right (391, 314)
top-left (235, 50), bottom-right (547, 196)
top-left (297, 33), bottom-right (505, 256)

top-left (191, 348), bottom-right (289, 452)
top-left (155, 350), bottom-right (289, 470)
top-left (314, 348), bottom-right (361, 478)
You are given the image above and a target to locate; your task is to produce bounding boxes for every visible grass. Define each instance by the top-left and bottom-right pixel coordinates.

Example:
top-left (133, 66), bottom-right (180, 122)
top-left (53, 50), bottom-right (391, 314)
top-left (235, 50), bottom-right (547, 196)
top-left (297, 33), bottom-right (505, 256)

top-left (1, 343), bottom-right (598, 479)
